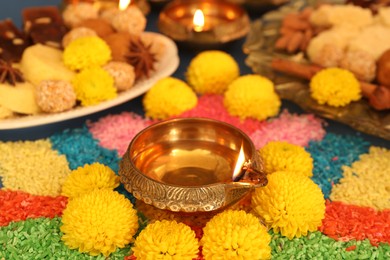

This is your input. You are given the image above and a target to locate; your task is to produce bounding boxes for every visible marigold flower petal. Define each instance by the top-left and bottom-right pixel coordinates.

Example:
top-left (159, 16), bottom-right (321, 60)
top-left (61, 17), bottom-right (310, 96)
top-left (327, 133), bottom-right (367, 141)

top-left (72, 66), bottom-right (116, 106)
top-left (224, 74), bottom-right (281, 121)
top-left (61, 162), bottom-right (120, 199)
top-left (310, 67), bottom-right (361, 107)
top-left (61, 189), bottom-right (138, 256)
top-left (186, 50), bottom-right (240, 94)
top-left (63, 36), bottom-right (111, 71)
top-left (252, 171), bottom-right (325, 239)
top-left (259, 141), bottom-right (313, 177)
top-left (201, 210), bottom-right (271, 259)
top-left (132, 220), bottom-right (199, 259)
top-left (143, 77), bottom-right (197, 119)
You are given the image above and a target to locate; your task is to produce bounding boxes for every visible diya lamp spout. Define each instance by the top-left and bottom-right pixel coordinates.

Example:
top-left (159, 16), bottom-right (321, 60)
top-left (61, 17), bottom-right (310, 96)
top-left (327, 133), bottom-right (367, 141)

top-left (233, 160), bottom-right (268, 187)
top-left (231, 145), bottom-right (268, 187)
top-left (224, 159), bottom-right (267, 207)
top-left (241, 161), bottom-right (268, 187)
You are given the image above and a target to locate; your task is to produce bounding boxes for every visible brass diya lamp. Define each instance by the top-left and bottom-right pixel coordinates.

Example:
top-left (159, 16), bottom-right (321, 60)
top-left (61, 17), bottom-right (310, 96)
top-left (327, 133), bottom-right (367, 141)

top-left (119, 118), bottom-right (268, 212)
top-left (157, 0), bottom-right (250, 49)
top-left (91, 0), bottom-right (150, 15)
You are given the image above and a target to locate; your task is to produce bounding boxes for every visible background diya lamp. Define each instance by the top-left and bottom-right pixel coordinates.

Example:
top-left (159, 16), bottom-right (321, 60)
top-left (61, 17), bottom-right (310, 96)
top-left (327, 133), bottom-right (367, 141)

top-left (96, 0), bottom-right (150, 17)
top-left (62, 0), bottom-right (149, 37)
top-left (63, 0), bottom-right (150, 15)
top-left (119, 118), bottom-right (268, 213)
top-left (158, 0), bottom-right (250, 49)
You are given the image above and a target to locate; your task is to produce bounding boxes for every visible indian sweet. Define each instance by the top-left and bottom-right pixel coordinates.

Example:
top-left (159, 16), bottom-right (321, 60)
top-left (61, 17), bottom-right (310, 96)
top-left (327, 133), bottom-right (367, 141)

top-left (0, 2), bottom-right (162, 119)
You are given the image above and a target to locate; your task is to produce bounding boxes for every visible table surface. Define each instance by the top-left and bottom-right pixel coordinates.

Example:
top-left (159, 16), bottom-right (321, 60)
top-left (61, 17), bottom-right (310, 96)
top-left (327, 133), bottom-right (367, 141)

top-left (0, 0), bottom-right (389, 149)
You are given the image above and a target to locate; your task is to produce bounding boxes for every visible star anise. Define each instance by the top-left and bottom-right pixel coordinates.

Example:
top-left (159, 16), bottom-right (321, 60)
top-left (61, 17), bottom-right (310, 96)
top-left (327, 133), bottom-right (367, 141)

top-left (125, 37), bottom-right (157, 80)
top-left (0, 59), bottom-right (24, 86)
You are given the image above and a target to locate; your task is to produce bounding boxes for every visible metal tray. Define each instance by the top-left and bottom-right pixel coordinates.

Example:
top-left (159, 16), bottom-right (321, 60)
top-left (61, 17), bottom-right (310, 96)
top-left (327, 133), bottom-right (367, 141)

top-left (243, 0), bottom-right (390, 141)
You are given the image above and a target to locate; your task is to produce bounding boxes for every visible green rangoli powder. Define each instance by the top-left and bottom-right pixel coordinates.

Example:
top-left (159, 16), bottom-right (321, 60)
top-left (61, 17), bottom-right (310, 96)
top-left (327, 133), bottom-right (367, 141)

top-left (0, 217), bottom-right (131, 259)
top-left (270, 231), bottom-right (390, 259)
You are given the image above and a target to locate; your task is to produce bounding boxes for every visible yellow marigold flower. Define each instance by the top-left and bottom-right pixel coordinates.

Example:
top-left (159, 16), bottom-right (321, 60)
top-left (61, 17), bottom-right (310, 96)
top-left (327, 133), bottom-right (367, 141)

top-left (72, 66), bottom-right (116, 106)
top-left (259, 141), bottom-right (313, 177)
top-left (61, 189), bottom-right (138, 256)
top-left (61, 162), bottom-right (120, 199)
top-left (186, 50), bottom-right (239, 94)
top-left (252, 171), bottom-right (325, 239)
top-left (201, 210), bottom-right (271, 260)
top-left (310, 67), bottom-right (361, 107)
top-left (143, 77), bottom-right (197, 119)
top-left (63, 36), bottom-right (111, 71)
top-left (132, 220), bottom-right (199, 259)
top-left (224, 74), bottom-right (281, 121)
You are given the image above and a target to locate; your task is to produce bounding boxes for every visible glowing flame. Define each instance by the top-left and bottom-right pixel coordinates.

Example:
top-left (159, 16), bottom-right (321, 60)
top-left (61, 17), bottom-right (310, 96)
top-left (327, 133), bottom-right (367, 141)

top-left (232, 145), bottom-right (246, 181)
top-left (119, 0), bottom-right (131, 10)
top-left (193, 9), bottom-right (205, 32)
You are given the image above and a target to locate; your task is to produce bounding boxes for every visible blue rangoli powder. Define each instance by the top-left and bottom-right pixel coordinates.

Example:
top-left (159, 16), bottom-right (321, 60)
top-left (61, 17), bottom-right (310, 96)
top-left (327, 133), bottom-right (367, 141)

top-left (307, 133), bottom-right (370, 198)
top-left (50, 126), bottom-right (135, 202)
top-left (50, 126), bottom-right (120, 172)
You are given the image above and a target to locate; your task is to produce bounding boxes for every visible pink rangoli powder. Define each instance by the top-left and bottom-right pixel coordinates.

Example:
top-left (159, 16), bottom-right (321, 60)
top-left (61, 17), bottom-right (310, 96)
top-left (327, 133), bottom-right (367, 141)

top-left (87, 112), bottom-right (151, 156)
top-left (250, 110), bottom-right (326, 149)
top-left (176, 94), bottom-right (266, 135)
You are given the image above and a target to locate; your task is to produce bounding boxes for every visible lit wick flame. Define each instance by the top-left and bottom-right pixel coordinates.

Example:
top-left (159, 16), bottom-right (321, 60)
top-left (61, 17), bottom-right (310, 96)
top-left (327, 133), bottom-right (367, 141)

top-left (232, 144), bottom-right (268, 186)
top-left (193, 9), bottom-right (205, 32)
top-left (232, 145), bottom-right (246, 181)
top-left (119, 0), bottom-right (131, 10)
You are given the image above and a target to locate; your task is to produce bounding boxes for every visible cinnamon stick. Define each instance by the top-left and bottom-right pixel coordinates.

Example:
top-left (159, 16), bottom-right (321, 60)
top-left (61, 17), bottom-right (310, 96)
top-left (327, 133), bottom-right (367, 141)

top-left (271, 58), bottom-right (322, 80)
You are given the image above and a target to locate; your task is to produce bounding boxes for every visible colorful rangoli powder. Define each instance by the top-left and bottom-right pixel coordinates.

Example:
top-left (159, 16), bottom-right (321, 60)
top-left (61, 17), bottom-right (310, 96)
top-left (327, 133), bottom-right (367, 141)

top-left (87, 112), bottom-right (150, 156)
top-left (330, 146), bottom-right (390, 210)
top-left (0, 140), bottom-right (71, 196)
top-left (270, 231), bottom-right (390, 259)
top-left (176, 94), bottom-right (265, 135)
top-left (0, 189), bottom-right (67, 227)
top-left (0, 217), bottom-right (131, 259)
top-left (320, 200), bottom-right (390, 246)
top-left (250, 109), bottom-right (326, 149)
top-left (307, 133), bottom-right (370, 198)
top-left (50, 126), bottom-right (120, 172)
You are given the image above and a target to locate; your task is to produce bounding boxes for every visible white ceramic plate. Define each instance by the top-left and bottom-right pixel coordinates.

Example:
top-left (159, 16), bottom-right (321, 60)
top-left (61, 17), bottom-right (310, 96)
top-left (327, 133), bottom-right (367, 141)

top-left (0, 32), bottom-right (179, 130)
